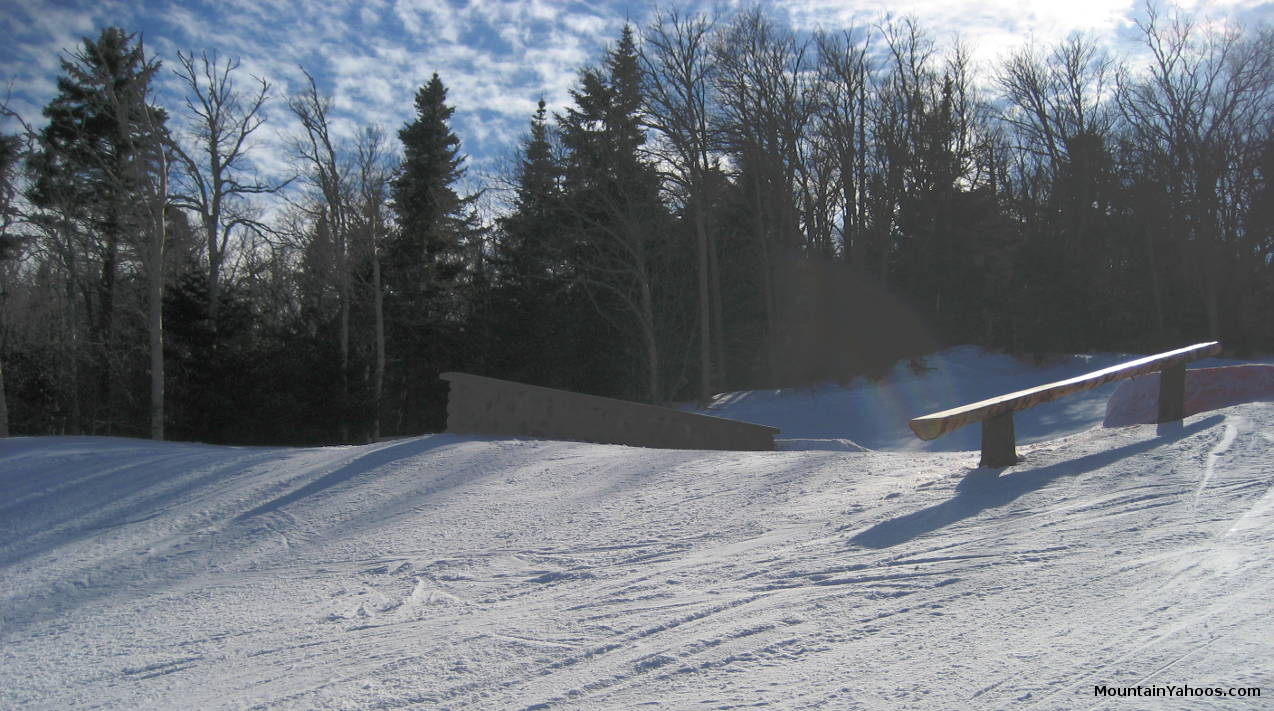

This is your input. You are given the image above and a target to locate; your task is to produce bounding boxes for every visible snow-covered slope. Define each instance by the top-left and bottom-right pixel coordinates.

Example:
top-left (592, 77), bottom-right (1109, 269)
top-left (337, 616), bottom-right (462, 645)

top-left (3, 350), bottom-right (1273, 710)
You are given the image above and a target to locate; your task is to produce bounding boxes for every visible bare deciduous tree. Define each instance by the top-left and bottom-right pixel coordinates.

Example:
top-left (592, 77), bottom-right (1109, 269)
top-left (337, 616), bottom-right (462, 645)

top-left (351, 125), bottom-right (392, 440)
top-left (288, 68), bottom-right (354, 439)
top-left (713, 8), bottom-right (815, 380)
top-left (172, 50), bottom-right (283, 328)
top-left (1117, 4), bottom-right (1274, 340)
top-left (814, 28), bottom-right (873, 267)
top-left (642, 9), bottom-right (719, 406)
top-left (0, 130), bottom-right (24, 437)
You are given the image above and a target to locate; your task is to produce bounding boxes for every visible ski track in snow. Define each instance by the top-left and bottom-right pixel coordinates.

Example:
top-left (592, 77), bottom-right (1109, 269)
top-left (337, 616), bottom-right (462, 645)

top-left (1197, 416), bottom-right (1241, 501)
top-left (2, 351), bottom-right (1273, 710)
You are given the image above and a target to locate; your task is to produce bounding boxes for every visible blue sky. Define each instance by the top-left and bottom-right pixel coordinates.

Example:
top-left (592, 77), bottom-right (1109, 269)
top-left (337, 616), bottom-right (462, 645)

top-left (2, 0), bottom-right (1271, 195)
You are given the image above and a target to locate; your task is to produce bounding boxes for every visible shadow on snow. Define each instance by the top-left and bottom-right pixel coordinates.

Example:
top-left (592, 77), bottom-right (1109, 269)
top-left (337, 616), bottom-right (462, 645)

top-left (235, 435), bottom-right (461, 521)
top-left (847, 416), bottom-right (1222, 549)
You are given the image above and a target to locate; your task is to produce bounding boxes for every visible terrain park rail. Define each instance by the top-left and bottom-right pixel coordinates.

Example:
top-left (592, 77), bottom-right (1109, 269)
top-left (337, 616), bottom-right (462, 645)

top-left (908, 342), bottom-right (1222, 467)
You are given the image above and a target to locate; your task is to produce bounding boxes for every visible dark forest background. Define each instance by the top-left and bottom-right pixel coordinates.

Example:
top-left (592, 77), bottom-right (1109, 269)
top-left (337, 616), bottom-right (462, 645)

top-left (1, 5), bottom-right (1271, 444)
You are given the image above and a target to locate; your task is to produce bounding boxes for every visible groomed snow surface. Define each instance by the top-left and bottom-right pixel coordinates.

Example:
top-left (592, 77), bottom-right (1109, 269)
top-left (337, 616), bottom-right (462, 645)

top-left (3, 347), bottom-right (1273, 710)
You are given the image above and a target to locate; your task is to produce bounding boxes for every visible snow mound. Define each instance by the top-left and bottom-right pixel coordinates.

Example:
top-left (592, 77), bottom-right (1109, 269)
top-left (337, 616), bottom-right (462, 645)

top-left (1105, 364), bottom-right (1274, 427)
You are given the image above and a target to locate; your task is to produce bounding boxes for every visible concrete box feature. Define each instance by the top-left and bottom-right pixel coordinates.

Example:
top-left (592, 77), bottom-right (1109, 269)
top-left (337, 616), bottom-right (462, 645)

top-left (440, 372), bottom-right (779, 451)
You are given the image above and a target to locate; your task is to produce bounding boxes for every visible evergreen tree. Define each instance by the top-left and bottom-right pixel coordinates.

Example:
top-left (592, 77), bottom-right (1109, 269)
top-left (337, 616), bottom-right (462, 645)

top-left (557, 26), bottom-right (671, 403)
top-left (386, 73), bottom-right (478, 432)
top-left (390, 74), bottom-right (473, 275)
top-left (561, 26), bottom-right (653, 195)
top-left (28, 27), bottom-right (168, 435)
top-left (496, 100), bottom-right (560, 291)
top-left (487, 99), bottom-right (597, 390)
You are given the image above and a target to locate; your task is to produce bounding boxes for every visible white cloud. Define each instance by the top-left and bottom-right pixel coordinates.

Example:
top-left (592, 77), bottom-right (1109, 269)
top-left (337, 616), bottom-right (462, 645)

top-left (562, 11), bottom-right (610, 37)
top-left (777, 0), bottom-right (1142, 67)
top-left (395, 0), bottom-right (462, 43)
top-left (1171, 0), bottom-right (1274, 11)
top-left (5, 0), bottom-right (1264, 205)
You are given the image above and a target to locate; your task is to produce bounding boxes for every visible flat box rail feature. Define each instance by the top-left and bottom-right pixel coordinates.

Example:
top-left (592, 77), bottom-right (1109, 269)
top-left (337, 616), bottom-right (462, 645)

top-left (908, 342), bottom-right (1222, 467)
top-left (441, 372), bottom-right (780, 451)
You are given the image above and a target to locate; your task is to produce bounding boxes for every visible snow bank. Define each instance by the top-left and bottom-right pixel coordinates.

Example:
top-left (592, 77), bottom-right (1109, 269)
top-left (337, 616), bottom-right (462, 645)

top-left (1105, 364), bottom-right (1274, 427)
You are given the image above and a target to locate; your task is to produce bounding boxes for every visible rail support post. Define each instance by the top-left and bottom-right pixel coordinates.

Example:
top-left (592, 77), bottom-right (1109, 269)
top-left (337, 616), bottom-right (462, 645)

top-left (1157, 363), bottom-right (1186, 423)
top-left (980, 411), bottom-right (1018, 467)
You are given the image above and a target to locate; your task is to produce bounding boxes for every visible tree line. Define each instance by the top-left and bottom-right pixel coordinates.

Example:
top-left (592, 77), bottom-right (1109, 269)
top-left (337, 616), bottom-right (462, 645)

top-left (1, 5), bottom-right (1271, 443)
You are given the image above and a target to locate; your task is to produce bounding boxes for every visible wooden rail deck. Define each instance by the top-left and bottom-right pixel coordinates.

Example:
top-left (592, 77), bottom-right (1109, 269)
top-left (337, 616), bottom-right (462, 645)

top-left (908, 342), bottom-right (1221, 467)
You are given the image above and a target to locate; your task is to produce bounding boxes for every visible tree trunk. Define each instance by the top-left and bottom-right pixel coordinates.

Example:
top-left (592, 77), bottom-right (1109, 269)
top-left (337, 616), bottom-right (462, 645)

top-left (62, 232), bottom-right (82, 433)
top-left (1145, 223), bottom-right (1166, 345)
top-left (147, 129), bottom-right (169, 441)
top-left (206, 213), bottom-right (222, 328)
top-left (1202, 268), bottom-right (1220, 341)
top-left (338, 230), bottom-right (351, 443)
top-left (638, 268), bottom-right (660, 404)
top-left (336, 212), bottom-right (351, 445)
top-left (372, 242), bottom-right (385, 441)
top-left (96, 229), bottom-right (119, 434)
top-left (0, 350), bottom-right (8, 437)
top-left (708, 226), bottom-right (726, 389)
top-left (750, 165), bottom-right (778, 382)
top-left (693, 183), bottom-right (712, 408)
top-left (855, 67), bottom-right (869, 269)
top-left (148, 225), bottom-right (165, 440)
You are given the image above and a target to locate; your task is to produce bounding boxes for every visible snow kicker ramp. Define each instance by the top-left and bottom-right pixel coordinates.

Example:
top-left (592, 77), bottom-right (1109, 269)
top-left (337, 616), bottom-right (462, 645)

top-left (441, 371), bottom-right (780, 451)
top-left (3, 403), bottom-right (1273, 709)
